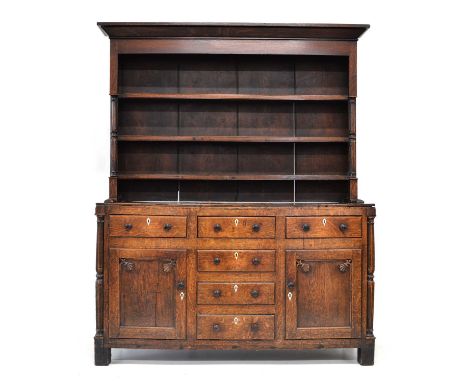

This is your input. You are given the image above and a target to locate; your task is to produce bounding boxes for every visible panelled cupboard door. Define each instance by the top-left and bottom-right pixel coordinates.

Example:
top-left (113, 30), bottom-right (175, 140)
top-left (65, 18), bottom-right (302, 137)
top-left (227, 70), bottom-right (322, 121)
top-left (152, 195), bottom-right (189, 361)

top-left (109, 249), bottom-right (186, 339)
top-left (285, 249), bottom-right (361, 339)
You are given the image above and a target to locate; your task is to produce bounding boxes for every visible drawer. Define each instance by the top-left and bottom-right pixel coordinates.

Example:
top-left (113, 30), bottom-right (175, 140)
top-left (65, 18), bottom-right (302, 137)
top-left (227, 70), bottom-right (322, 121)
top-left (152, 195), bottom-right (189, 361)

top-left (197, 282), bottom-right (275, 305)
top-left (197, 314), bottom-right (275, 340)
top-left (109, 215), bottom-right (187, 237)
top-left (198, 216), bottom-right (275, 238)
top-left (286, 216), bottom-right (361, 238)
top-left (198, 250), bottom-right (275, 272)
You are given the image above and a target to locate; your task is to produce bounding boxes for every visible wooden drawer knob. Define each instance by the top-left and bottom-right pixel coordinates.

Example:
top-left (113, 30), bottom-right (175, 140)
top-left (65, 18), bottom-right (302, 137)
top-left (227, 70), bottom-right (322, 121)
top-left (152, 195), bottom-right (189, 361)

top-left (124, 223), bottom-right (133, 231)
top-left (213, 289), bottom-right (222, 298)
top-left (251, 257), bottom-right (261, 266)
top-left (250, 323), bottom-right (259, 332)
top-left (250, 289), bottom-right (260, 298)
top-left (177, 281), bottom-right (185, 290)
top-left (213, 224), bottom-right (222, 232)
top-left (212, 324), bottom-right (221, 332)
top-left (339, 223), bottom-right (348, 232)
top-left (302, 223), bottom-right (310, 232)
top-left (287, 281), bottom-right (295, 289)
top-left (164, 223), bottom-right (172, 231)
top-left (252, 223), bottom-right (260, 232)
top-left (213, 257), bottom-right (221, 265)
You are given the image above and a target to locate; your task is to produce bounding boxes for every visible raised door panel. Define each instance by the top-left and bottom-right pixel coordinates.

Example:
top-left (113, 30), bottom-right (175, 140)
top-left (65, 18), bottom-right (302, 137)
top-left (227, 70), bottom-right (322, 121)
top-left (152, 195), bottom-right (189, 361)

top-left (109, 249), bottom-right (186, 339)
top-left (285, 249), bottom-right (361, 339)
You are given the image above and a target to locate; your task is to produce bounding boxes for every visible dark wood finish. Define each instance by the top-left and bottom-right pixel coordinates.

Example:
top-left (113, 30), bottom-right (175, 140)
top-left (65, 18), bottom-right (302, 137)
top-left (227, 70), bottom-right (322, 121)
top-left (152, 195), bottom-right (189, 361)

top-left (95, 23), bottom-right (375, 366)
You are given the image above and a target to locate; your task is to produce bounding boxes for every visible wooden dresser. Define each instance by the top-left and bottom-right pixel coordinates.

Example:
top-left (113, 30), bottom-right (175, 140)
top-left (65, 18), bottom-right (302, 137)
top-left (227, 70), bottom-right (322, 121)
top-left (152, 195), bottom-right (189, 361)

top-left (94, 22), bottom-right (376, 366)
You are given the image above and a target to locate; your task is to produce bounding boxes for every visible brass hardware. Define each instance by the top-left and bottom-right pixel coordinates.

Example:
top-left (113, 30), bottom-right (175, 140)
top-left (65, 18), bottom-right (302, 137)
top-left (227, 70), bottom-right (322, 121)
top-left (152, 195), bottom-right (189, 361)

top-left (120, 258), bottom-right (134, 271)
top-left (296, 259), bottom-right (311, 273)
top-left (339, 259), bottom-right (352, 273)
top-left (162, 259), bottom-right (176, 273)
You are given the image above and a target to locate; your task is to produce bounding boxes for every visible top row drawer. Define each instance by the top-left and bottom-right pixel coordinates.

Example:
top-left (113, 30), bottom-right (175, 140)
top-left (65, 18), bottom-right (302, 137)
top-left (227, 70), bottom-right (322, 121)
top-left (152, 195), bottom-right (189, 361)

top-left (109, 215), bottom-right (361, 238)
top-left (109, 215), bottom-right (187, 237)
top-left (197, 217), bottom-right (275, 238)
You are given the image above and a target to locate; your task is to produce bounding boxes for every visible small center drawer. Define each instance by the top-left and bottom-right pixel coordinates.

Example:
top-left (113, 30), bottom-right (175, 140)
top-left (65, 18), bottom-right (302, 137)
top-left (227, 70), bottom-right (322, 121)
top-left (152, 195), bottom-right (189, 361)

top-left (198, 250), bottom-right (275, 272)
top-left (197, 282), bottom-right (275, 305)
top-left (198, 216), bottom-right (275, 238)
top-left (286, 216), bottom-right (362, 238)
top-left (197, 314), bottom-right (275, 340)
top-left (109, 215), bottom-right (187, 238)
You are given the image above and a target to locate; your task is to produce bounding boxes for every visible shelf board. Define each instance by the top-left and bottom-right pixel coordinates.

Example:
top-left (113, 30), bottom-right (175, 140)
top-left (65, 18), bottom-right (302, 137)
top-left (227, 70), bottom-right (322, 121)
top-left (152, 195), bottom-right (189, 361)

top-left (117, 93), bottom-right (348, 101)
top-left (116, 173), bottom-right (352, 181)
top-left (117, 135), bottom-right (349, 143)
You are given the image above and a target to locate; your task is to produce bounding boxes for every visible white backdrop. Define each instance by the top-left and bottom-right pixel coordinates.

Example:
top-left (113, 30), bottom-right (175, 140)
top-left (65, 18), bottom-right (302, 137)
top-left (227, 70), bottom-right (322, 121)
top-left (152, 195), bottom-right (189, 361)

top-left (1, 0), bottom-right (467, 380)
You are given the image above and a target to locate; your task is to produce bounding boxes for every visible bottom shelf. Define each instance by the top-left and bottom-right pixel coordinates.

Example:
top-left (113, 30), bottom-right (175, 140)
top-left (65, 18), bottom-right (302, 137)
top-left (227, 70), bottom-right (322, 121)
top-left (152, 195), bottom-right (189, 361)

top-left (116, 180), bottom-right (352, 203)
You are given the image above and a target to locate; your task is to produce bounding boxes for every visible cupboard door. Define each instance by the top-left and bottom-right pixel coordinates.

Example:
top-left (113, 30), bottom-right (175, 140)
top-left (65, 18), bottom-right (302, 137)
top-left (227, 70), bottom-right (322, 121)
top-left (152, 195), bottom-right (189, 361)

top-left (285, 250), bottom-right (361, 339)
top-left (109, 249), bottom-right (186, 339)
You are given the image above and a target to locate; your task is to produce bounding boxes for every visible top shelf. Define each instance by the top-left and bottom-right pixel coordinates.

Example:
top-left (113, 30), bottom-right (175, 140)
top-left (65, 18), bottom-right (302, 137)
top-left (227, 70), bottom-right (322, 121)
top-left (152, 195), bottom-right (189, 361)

top-left (117, 93), bottom-right (349, 101)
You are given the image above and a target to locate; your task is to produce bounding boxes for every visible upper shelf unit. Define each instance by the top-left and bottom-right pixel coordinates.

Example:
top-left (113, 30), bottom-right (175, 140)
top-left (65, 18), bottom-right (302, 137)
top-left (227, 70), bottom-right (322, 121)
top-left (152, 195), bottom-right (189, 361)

top-left (118, 55), bottom-right (349, 97)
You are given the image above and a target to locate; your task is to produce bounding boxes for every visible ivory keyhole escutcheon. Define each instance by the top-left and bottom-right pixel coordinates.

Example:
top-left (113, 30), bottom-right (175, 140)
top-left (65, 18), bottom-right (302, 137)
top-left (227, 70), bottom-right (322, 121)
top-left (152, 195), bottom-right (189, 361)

top-left (147, 217), bottom-right (151, 226)
top-left (180, 292), bottom-right (185, 300)
top-left (234, 251), bottom-right (239, 260)
top-left (288, 292), bottom-right (293, 301)
top-left (233, 284), bottom-right (239, 293)
top-left (322, 218), bottom-right (327, 226)
top-left (234, 218), bottom-right (239, 226)
top-left (233, 317), bottom-right (240, 325)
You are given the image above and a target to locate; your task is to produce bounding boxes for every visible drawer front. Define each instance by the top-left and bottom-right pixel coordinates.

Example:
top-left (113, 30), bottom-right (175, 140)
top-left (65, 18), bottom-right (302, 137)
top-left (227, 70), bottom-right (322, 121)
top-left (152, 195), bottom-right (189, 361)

top-left (198, 216), bottom-right (275, 238)
top-left (286, 216), bottom-right (361, 238)
top-left (109, 215), bottom-right (187, 238)
top-left (198, 250), bottom-right (275, 272)
top-left (197, 314), bottom-right (275, 340)
top-left (197, 282), bottom-right (275, 305)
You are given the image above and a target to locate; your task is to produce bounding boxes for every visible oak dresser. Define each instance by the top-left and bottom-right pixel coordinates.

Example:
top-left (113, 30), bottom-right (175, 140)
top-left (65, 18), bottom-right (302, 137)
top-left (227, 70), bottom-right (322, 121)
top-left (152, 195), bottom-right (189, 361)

top-left (94, 22), bottom-right (376, 366)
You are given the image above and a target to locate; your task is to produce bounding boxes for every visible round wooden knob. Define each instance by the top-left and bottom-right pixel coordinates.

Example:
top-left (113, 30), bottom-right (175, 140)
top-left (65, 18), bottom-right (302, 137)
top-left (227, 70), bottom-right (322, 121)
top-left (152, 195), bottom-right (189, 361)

top-left (251, 257), bottom-right (261, 266)
top-left (213, 289), bottom-right (222, 298)
top-left (177, 281), bottom-right (185, 290)
top-left (287, 281), bottom-right (295, 289)
top-left (212, 324), bottom-right (221, 332)
top-left (339, 223), bottom-right (348, 232)
top-left (250, 290), bottom-right (260, 298)
top-left (252, 223), bottom-right (260, 232)
top-left (124, 223), bottom-right (133, 231)
top-left (302, 223), bottom-right (310, 232)
top-left (250, 323), bottom-right (259, 332)
top-left (213, 257), bottom-right (221, 265)
top-left (164, 223), bottom-right (172, 231)
top-left (213, 224), bottom-right (222, 232)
